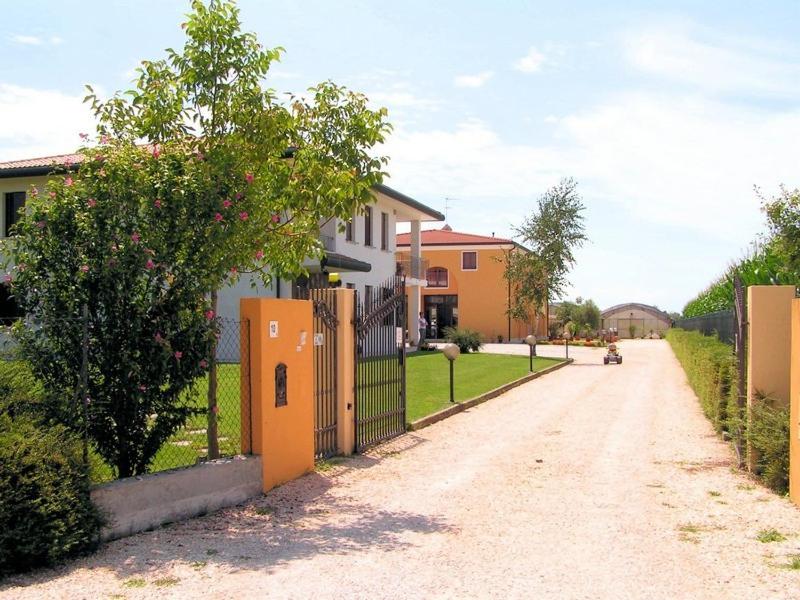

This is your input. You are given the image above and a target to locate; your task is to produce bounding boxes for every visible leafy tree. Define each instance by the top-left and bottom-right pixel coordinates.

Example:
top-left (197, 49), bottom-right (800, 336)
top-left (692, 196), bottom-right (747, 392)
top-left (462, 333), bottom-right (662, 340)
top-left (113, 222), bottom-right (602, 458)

top-left (504, 178), bottom-right (588, 338)
top-left (764, 186), bottom-right (800, 280)
top-left (4, 0), bottom-right (390, 474)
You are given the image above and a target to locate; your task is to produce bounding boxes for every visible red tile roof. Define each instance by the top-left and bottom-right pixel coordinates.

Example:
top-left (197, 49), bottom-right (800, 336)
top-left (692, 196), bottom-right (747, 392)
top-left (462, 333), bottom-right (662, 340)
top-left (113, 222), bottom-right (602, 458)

top-left (396, 227), bottom-right (515, 247)
top-left (0, 152), bottom-right (83, 171)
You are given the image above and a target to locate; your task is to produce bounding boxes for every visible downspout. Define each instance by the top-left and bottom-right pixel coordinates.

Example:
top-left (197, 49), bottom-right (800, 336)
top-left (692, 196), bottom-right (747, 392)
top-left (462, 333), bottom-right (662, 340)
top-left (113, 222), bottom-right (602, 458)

top-left (276, 276), bottom-right (281, 299)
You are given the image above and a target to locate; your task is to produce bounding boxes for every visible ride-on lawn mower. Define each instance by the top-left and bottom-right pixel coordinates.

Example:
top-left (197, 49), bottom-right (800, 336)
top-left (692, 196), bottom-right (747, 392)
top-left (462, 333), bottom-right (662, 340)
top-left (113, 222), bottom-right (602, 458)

top-left (604, 343), bottom-right (622, 365)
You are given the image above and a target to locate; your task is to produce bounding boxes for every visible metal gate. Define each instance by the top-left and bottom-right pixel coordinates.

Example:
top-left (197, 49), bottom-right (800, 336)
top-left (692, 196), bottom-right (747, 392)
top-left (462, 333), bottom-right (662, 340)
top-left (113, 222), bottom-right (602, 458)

top-left (298, 285), bottom-right (339, 459)
top-left (732, 274), bottom-right (747, 467)
top-left (354, 276), bottom-right (407, 451)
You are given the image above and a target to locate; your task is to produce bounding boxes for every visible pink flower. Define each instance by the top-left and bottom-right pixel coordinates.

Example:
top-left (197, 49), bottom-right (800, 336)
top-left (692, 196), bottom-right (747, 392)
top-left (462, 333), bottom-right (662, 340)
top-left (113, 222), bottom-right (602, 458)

top-left (235, 192), bottom-right (243, 200)
top-left (30, 187), bottom-right (39, 197)
top-left (199, 359), bottom-right (208, 369)
top-left (154, 332), bottom-right (163, 343)
top-left (131, 232), bottom-right (141, 243)
top-left (152, 144), bottom-right (160, 159)
top-left (64, 176), bottom-right (73, 187)
top-left (80, 265), bottom-right (89, 273)
top-left (214, 213), bottom-right (224, 222)
top-left (36, 221), bottom-right (45, 229)
top-left (94, 153), bottom-right (104, 163)
top-left (48, 191), bottom-right (56, 199)
top-left (255, 250), bottom-right (264, 260)
top-left (139, 384), bottom-right (147, 392)
top-left (3, 274), bottom-right (11, 283)
top-left (223, 199), bottom-right (233, 208)
top-left (154, 199), bottom-right (162, 209)
top-left (174, 351), bottom-right (183, 360)
top-left (100, 134), bottom-right (109, 145)
top-left (145, 259), bottom-right (155, 270)
top-left (230, 266), bottom-right (238, 274)
top-left (79, 133), bottom-right (89, 141)
top-left (205, 310), bottom-right (215, 320)
top-left (271, 213), bottom-right (280, 223)
top-left (245, 172), bottom-right (254, 184)
top-left (87, 198), bottom-right (97, 208)
top-left (64, 158), bottom-right (73, 167)
top-left (239, 211), bottom-right (248, 221)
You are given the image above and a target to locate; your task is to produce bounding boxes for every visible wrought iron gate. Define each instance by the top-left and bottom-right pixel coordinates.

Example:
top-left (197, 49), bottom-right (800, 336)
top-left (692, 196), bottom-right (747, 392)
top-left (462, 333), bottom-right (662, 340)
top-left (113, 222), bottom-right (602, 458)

top-left (732, 274), bottom-right (747, 467)
top-left (354, 276), bottom-right (407, 451)
top-left (298, 285), bottom-right (339, 459)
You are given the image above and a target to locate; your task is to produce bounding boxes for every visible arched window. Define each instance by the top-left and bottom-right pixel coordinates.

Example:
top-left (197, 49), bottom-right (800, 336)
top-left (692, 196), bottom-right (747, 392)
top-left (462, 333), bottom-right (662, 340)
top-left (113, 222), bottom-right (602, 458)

top-left (0, 284), bottom-right (22, 326)
top-left (426, 267), bottom-right (448, 288)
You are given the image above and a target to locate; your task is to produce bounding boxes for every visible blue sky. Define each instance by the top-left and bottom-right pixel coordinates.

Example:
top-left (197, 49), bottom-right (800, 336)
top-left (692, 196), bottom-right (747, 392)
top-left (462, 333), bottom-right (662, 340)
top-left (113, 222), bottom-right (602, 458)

top-left (3, 1), bottom-right (800, 312)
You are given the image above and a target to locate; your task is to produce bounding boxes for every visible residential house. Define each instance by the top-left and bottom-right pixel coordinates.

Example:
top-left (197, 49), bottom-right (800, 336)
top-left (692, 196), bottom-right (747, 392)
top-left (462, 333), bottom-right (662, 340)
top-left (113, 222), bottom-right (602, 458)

top-left (0, 154), bottom-right (443, 342)
top-left (396, 226), bottom-right (548, 344)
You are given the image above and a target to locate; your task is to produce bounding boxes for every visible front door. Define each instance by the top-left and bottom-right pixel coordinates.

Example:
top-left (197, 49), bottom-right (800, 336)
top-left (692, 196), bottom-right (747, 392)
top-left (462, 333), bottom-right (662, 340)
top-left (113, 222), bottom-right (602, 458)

top-left (424, 295), bottom-right (458, 339)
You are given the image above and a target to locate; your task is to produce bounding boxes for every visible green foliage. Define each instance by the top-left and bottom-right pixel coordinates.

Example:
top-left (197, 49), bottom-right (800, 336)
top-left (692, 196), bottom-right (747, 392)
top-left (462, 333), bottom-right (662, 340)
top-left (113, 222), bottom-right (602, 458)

top-left (764, 186), bottom-right (800, 280)
top-left (443, 327), bottom-right (483, 353)
top-left (666, 330), bottom-right (788, 494)
top-left (0, 359), bottom-right (43, 417)
top-left (749, 397), bottom-right (789, 494)
top-left (682, 241), bottom-right (793, 318)
top-left (2, 0), bottom-right (390, 477)
top-left (0, 413), bottom-right (101, 575)
top-left (756, 528), bottom-right (786, 543)
top-left (504, 177), bottom-right (588, 325)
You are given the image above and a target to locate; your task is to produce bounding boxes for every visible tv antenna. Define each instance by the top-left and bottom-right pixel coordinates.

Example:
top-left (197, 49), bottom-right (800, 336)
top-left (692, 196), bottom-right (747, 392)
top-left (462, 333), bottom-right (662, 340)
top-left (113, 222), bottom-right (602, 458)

top-left (444, 197), bottom-right (458, 222)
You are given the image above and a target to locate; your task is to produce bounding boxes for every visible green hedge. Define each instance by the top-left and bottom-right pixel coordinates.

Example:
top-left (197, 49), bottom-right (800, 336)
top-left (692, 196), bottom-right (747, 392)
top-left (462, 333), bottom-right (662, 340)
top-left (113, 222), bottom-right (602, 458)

top-left (666, 329), bottom-right (788, 494)
top-left (0, 360), bottom-right (102, 575)
top-left (443, 327), bottom-right (483, 353)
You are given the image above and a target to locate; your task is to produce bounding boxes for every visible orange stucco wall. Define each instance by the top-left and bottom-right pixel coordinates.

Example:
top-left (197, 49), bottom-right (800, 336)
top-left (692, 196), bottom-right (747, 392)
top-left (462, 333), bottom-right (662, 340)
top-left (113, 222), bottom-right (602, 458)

top-left (397, 246), bottom-right (547, 341)
top-left (240, 297), bottom-right (315, 492)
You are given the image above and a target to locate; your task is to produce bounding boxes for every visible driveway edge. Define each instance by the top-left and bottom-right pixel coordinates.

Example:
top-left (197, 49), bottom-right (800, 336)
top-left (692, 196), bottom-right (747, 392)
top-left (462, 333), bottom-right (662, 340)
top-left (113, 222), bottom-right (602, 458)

top-left (407, 358), bottom-right (574, 432)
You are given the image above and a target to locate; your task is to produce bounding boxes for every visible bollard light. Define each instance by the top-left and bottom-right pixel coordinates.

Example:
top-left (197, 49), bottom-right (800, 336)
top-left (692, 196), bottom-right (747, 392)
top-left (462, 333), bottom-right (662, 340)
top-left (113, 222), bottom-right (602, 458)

top-left (443, 343), bottom-right (460, 403)
top-left (564, 327), bottom-right (572, 360)
top-left (524, 334), bottom-right (536, 372)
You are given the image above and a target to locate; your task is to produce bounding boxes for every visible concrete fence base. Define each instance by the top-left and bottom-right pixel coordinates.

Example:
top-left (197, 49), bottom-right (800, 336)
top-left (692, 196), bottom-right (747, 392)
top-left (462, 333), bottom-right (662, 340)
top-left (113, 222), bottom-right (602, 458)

top-left (91, 455), bottom-right (262, 541)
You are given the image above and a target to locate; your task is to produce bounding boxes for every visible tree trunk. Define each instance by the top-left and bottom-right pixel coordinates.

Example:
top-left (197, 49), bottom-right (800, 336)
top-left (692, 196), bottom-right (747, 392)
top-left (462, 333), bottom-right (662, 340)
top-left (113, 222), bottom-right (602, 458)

top-left (207, 290), bottom-right (220, 460)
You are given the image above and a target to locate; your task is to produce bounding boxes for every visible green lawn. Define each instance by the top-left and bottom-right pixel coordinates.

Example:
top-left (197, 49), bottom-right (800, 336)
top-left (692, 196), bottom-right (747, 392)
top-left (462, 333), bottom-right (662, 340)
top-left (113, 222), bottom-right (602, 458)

top-left (406, 351), bottom-right (563, 423)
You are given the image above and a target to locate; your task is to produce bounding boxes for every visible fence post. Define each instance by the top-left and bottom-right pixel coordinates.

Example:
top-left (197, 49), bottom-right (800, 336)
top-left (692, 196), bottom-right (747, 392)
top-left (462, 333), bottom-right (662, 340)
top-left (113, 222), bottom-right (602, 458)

top-left (334, 288), bottom-right (356, 455)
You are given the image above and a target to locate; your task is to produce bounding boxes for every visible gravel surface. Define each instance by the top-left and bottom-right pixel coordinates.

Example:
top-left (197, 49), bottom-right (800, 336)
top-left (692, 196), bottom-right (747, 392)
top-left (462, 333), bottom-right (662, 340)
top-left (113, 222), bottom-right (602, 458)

top-left (4, 340), bottom-right (800, 599)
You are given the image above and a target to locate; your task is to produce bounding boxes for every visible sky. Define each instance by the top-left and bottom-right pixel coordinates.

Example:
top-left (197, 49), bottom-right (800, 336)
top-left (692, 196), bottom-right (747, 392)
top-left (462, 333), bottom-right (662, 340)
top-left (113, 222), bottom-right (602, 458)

top-left (2, 1), bottom-right (800, 312)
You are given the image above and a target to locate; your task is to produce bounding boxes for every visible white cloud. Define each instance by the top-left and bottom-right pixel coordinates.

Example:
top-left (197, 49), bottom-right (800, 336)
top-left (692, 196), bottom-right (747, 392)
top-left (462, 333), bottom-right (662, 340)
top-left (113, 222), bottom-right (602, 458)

top-left (624, 24), bottom-right (800, 97)
top-left (0, 83), bottom-right (96, 161)
top-left (453, 71), bottom-right (494, 88)
top-left (49, 36), bottom-right (63, 45)
top-left (10, 35), bottom-right (43, 46)
top-left (514, 47), bottom-right (546, 73)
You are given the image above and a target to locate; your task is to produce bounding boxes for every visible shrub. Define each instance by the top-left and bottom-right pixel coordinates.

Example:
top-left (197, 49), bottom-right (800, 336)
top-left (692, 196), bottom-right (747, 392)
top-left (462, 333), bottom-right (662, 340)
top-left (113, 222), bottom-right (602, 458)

top-left (0, 413), bottom-right (102, 575)
top-left (443, 327), bottom-right (482, 353)
top-left (749, 396), bottom-right (789, 494)
top-left (0, 359), bottom-right (43, 417)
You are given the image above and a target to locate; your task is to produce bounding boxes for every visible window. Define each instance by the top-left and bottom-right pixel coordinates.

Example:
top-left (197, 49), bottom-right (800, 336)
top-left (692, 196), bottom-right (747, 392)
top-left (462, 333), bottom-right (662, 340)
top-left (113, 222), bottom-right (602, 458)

top-left (365, 284), bottom-right (374, 307)
top-left (381, 212), bottom-right (389, 250)
top-left (4, 192), bottom-right (25, 237)
top-left (364, 206), bottom-right (373, 246)
top-left (426, 267), bottom-right (448, 288)
top-left (345, 216), bottom-right (354, 242)
top-left (462, 251), bottom-right (477, 270)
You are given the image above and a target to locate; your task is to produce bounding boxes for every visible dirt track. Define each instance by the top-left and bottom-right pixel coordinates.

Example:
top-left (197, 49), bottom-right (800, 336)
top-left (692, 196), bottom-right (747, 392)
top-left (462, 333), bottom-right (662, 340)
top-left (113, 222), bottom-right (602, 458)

top-left (4, 340), bottom-right (800, 599)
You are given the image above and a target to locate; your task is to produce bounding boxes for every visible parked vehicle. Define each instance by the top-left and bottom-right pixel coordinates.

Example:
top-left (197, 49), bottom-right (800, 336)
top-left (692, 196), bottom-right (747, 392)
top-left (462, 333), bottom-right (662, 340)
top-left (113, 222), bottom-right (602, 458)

top-left (604, 343), bottom-right (622, 365)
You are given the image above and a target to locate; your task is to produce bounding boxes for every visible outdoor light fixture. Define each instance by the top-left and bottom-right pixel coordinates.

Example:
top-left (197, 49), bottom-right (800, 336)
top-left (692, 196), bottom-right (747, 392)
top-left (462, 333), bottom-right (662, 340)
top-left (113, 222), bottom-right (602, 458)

top-left (443, 343), bottom-right (460, 403)
top-left (524, 334), bottom-right (536, 372)
top-left (564, 326), bottom-right (572, 360)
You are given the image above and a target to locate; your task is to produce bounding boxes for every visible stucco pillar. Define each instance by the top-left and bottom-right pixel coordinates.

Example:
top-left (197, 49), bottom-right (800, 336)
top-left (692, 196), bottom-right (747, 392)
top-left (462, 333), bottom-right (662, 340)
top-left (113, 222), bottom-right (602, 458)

top-left (240, 297), bottom-right (315, 492)
top-left (334, 288), bottom-right (356, 455)
top-left (790, 299), bottom-right (800, 506)
top-left (746, 285), bottom-right (794, 472)
top-left (407, 219), bottom-right (423, 346)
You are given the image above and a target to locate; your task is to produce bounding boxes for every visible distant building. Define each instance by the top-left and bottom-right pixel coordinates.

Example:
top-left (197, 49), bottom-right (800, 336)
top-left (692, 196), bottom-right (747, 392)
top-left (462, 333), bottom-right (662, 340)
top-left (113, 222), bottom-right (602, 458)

top-left (601, 303), bottom-right (671, 338)
top-left (396, 226), bottom-right (547, 343)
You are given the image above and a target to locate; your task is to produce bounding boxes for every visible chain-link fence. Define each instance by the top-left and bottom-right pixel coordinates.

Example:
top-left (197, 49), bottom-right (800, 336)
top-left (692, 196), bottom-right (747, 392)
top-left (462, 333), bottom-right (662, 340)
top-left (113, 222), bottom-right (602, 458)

top-left (1, 316), bottom-right (251, 481)
top-left (674, 310), bottom-right (735, 344)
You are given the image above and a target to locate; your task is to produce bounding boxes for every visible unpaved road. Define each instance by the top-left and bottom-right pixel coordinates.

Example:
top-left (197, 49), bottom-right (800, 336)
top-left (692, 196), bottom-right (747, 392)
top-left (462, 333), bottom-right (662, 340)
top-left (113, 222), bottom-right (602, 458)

top-left (4, 340), bottom-right (800, 599)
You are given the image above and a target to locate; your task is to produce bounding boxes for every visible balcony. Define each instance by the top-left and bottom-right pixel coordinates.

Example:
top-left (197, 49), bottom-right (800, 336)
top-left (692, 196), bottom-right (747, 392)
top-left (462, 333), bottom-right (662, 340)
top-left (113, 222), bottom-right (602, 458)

top-left (396, 257), bottom-right (429, 280)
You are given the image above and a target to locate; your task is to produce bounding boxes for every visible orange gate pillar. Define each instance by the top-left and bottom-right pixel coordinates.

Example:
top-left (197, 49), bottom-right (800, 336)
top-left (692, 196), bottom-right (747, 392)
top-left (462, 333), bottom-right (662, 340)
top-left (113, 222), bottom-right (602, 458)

top-left (790, 299), bottom-right (800, 506)
top-left (240, 297), bottom-right (315, 492)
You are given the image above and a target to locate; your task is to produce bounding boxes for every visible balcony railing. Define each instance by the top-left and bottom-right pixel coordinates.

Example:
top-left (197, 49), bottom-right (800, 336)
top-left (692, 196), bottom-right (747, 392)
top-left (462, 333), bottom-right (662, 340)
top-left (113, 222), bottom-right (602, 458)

top-left (396, 257), bottom-right (429, 279)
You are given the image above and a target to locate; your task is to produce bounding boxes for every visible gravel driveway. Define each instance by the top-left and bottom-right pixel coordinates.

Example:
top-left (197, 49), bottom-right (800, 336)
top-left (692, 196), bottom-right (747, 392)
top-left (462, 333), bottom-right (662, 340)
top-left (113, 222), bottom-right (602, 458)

top-left (4, 340), bottom-right (800, 599)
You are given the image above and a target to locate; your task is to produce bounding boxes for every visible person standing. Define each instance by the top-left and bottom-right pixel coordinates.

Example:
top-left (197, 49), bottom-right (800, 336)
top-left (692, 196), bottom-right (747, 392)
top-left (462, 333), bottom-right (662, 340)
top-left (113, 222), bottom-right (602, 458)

top-left (418, 312), bottom-right (428, 346)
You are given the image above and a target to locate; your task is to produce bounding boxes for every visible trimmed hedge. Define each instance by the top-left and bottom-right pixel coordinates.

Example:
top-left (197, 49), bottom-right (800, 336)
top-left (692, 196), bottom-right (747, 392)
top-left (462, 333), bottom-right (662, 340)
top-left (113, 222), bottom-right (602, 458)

top-left (0, 360), bottom-right (102, 575)
top-left (666, 329), bottom-right (788, 494)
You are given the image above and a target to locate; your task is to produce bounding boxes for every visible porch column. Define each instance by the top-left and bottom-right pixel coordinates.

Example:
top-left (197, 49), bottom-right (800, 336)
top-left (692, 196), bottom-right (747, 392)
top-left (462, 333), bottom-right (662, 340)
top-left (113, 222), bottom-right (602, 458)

top-left (407, 219), bottom-right (422, 346)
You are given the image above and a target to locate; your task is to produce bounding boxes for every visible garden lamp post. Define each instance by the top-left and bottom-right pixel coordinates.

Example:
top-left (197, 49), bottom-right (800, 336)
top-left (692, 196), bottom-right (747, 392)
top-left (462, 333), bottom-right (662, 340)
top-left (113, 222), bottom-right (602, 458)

top-left (443, 343), bottom-right (460, 403)
top-left (524, 334), bottom-right (536, 372)
top-left (564, 327), bottom-right (572, 359)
